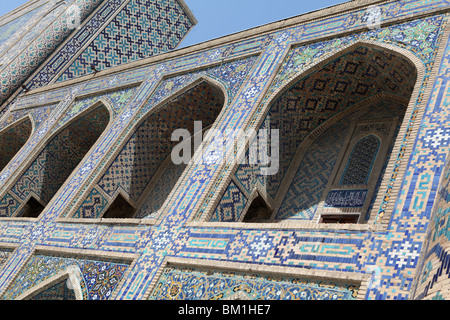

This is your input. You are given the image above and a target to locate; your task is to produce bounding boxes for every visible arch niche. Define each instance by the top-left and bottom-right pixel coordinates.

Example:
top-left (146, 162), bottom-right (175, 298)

top-left (236, 42), bottom-right (421, 224)
top-left (88, 78), bottom-right (227, 220)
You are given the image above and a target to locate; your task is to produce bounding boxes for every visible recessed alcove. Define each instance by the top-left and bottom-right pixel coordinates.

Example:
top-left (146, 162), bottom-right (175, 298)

top-left (102, 194), bottom-right (136, 219)
top-left (242, 195), bottom-right (273, 223)
top-left (20, 197), bottom-right (45, 218)
top-left (5, 104), bottom-right (110, 219)
top-left (74, 79), bottom-right (228, 221)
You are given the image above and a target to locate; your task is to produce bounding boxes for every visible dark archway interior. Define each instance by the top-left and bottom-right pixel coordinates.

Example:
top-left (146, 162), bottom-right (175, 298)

top-left (0, 118), bottom-right (32, 172)
top-left (21, 196), bottom-right (45, 218)
top-left (243, 195), bottom-right (273, 222)
top-left (103, 194), bottom-right (136, 219)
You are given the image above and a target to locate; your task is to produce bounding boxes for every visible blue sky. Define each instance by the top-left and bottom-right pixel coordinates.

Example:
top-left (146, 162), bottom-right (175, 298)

top-left (0, 0), bottom-right (347, 48)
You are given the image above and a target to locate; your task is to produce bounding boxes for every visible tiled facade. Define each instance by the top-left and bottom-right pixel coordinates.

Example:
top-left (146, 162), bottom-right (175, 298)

top-left (0, 0), bottom-right (449, 300)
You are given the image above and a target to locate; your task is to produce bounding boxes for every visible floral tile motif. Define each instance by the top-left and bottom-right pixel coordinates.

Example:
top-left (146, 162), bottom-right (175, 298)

top-left (149, 266), bottom-right (358, 300)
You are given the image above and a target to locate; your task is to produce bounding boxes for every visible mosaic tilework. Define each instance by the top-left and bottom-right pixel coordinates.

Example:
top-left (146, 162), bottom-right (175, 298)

top-left (229, 45), bottom-right (416, 223)
top-left (340, 135), bottom-right (380, 185)
top-left (29, 278), bottom-right (77, 300)
top-left (0, 249), bottom-right (12, 267)
top-left (0, 103), bottom-right (58, 134)
top-left (0, 0), bottom-right (448, 302)
top-left (62, 56), bottom-right (257, 220)
top-left (172, 227), bottom-right (369, 271)
top-left (53, 85), bottom-right (139, 130)
top-left (28, 0), bottom-right (129, 90)
top-left (0, 105), bottom-right (109, 217)
top-left (0, 5), bottom-right (44, 55)
top-left (268, 46), bottom-right (415, 199)
top-left (97, 82), bottom-right (224, 203)
top-left (135, 161), bottom-right (187, 219)
top-left (176, 12), bottom-right (448, 302)
top-left (2, 254), bottom-right (130, 300)
top-left (412, 149), bottom-right (450, 298)
top-left (0, 118), bottom-right (32, 172)
top-left (0, 0), bottom-right (103, 106)
top-left (114, 32), bottom-right (290, 300)
top-left (210, 182), bottom-right (248, 222)
top-left (150, 266), bottom-right (358, 300)
top-left (72, 187), bottom-right (109, 219)
top-left (240, 15), bottom-right (444, 183)
top-left (274, 117), bottom-right (351, 220)
top-left (0, 3), bottom-right (69, 72)
top-left (56, 0), bottom-right (194, 82)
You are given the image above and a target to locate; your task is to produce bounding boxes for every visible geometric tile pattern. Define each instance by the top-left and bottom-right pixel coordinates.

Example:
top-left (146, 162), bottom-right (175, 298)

top-left (0, 103), bottom-right (57, 132)
top-left (149, 266), bottom-right (358, 300)
top-left (0, 0), bottom-right (449, 302)
top-left (27, 0), bottom-right (129, 90)
top-left (209, 181), bottom-right (248, 222)
top-left (54, 85), bottom-right (138, 129)
top-left (96, 82), bottom-right (224, 208)
top-left (134, 161), bottom-right (187, 219)
top-left (232, 44), bottom-right (418, 208)
top-left (56, 0), bottom-right (194, 82)
top-left (0, 0), bottom-right (103, 106)
top-left (275, 117), bottom-right (351, 220)
top-left (324, 189), bottom-right (368, 208)
top-left (0, 3), bottom-right (69, 72)
top-left (0, 249), bottom-right (12, 267)
top-left (0, 118), bottom-right (32, 172)
top-left (68, 54), bottom-right (257, 220)
top-left (0, 193), bottom-right (21, 218)
top-left (29, 278), bottom-right (77, 300)
top-left (340, 135), bottom-right (380, 185)
top-left (71, 187), bottom-right (109, 219)
top-left (0, 5), bottom-right (44, 56)
top-left (2, 105), bottom-right (110, 217)
top-left (264, 45), bottom-right (416, 199)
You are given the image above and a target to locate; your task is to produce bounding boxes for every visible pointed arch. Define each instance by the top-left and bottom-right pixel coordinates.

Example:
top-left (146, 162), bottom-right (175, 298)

top-left (53, 97), bottom-right (115, 134)
top-left (70, 75), bottom-right (228, 220)
top-left (241, 190), bottom-right (273, 223)
top-left (218, 39), bottom-right (424, 225)
top-left (3, 101), bottom-right (111, 218)
top-left (260, 39), bottom-right (422, 115)
top-left (138, 74), bottom-right (229, 128)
